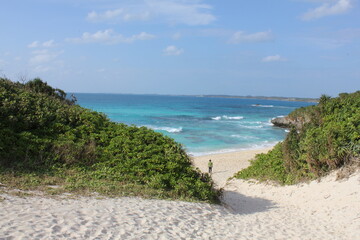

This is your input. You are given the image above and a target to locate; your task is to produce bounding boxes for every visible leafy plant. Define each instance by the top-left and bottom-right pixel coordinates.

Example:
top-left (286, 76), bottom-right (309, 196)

top-left (0, 78), bottom-right (219, 202)
top-left (236, 91), bottom-right (360, 184)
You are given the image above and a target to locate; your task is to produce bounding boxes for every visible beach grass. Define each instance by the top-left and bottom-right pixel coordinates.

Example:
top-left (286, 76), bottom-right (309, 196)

top-left (0, 168), bottom-right (220, 203)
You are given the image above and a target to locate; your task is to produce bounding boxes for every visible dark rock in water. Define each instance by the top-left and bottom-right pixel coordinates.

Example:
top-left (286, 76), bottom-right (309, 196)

top-left (271, 117), bottom-right (292, 128)
top-left (271, 116), bottom-right (305, 129)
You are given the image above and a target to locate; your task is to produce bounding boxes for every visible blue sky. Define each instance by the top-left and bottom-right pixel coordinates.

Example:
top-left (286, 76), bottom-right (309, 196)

top-left (1, 0), bottom-right (359, 97)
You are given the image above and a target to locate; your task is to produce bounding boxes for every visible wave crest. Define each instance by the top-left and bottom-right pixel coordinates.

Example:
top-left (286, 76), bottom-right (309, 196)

top-left (231, 135), bottom-right (260, 140)
top-left (211, 116), bottom-right (222, 121)
top-left (251, 104), bottom-right (274, 108)
top-left (147, 126), bottom-right (183, 133)
top-left (211, 115), bottom-right (244, 121)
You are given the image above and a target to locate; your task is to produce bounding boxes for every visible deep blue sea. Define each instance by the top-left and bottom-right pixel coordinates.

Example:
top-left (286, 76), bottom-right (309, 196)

top-left (75, 94), bottom-right (315, 156)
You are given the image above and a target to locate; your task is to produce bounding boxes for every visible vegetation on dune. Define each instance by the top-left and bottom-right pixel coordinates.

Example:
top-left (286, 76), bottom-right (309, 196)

top-left (0, 78), bottom-right (219, 202)
top-left (236, 91), bottom-right (360, 184)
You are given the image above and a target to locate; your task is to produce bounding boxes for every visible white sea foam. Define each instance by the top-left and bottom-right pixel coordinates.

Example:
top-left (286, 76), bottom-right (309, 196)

top-left (225, 116), bottom-right (244, 120)
top-left (238, 124), bottom-right (264, 129)
top-left (251, 104), bottom-right (274, 108)
top-left (189, 141), bottom-right (279, 156)
top-left (265, 119), bottom-right (274, 126)
top-left (212, 115), bottom-right (244, 121)
top-left (147, 126), bottom-right (183, 133)
top-left (230, 135), bottom-right (259, 140)
top-left (238, 120), bottom-right (274, 129)
top-left (241, 121), bottom-right (262, 124)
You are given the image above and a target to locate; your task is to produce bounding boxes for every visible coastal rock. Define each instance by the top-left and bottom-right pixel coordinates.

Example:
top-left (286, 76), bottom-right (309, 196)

top-left (271, 116), bottom-right (305, 129)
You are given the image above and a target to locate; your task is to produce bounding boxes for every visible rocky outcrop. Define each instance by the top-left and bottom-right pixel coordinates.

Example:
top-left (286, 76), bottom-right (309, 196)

top-left (271, 116), bottom-right (306, 130)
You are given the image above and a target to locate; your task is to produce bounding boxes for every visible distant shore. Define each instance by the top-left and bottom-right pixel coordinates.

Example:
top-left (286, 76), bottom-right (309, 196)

top-left (202, 95), bottom-right (319, 103)
top-left (75, 92), bottom-right (319, 103)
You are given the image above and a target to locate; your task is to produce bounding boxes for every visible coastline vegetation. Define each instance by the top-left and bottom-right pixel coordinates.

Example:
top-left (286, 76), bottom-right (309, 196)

top-left (0, 78), bottom-right (219, 203)
top-left (236, 91), bottom-right (360, 184)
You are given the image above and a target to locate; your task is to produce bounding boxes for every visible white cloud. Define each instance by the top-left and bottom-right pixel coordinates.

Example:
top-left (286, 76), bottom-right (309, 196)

top-left (66, 29), bottom-right (155, 44)
top-left (135, 32), bottom-right (155, 41)
top-left (305, 37), bottom-right (345, 48)
top-left (87, 8), bottom-right (124, 21)
top-left (172, 32), bottom-right (181, 40)
top-left (31, 59), bottom-right (65, 74)
top-left (42, 40), bottom-right (56, 48)
top-left (29, 49), bottom-right (63, 65)
top-left (87, 8), bottom-right (150, 22)
top-left (26, 40), bottom-right (63, 74)
top-left (150, 0), bottom-right (216, 25)
top-left (261, 55), bottom-right (288, 62)
top-left (86, 0), bottom-right (216, 26)
top-left (123, 11), bottom-right (151, 21)
top-left (28, 41), bottom-right (39, 48)
top-left (28, 40), bottom-right (56, 48)
top-left (303, 28), bottom-right (360, 49)
top-left (301, 0), bottom-right (352, 20)
top-left (163, 45), bottom-right (184, 56)
top-left (33, 65), bottom-right (51, 73)
top-left (229, 30), bottom-right (274, 44)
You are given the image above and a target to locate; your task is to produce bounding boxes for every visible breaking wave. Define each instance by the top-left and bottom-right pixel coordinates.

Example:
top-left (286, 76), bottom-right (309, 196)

top-left (238, 124), bottom-right (264, 129)
top-left (189, 141), bottom-right (279, 156)
top-left (251, 104), bottom-right (274, 108)
top-left (211, 115), bottom-right (244, 121)
top-left (230, 135), bottom-right (260, 140)
top-left (212, 116), bottom-right (221, 121)
top-left (147, 126), bottom-right (183, 133)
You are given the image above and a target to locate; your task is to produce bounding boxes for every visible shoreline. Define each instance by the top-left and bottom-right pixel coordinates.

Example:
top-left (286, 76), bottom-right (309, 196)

top-left (188, 142), bottom-right (278, 157)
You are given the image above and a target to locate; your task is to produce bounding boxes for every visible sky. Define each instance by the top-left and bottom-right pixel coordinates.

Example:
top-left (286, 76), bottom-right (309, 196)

top-left (1, 0), bottom-right (359, 98)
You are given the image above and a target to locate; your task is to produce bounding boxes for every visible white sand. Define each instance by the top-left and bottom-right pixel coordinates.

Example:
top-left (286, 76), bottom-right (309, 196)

top-left (1, 148), bottom-right (359, 240)
top-left (191, 148), bottom-right (273, 188)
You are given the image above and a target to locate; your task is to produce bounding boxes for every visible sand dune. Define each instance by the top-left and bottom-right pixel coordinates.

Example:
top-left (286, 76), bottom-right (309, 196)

top-left (1, 149), bottom-right (359, 240)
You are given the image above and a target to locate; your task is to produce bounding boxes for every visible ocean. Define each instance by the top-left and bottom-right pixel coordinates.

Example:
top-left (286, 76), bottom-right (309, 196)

top-left (75, 93), bottom-right (315, 156)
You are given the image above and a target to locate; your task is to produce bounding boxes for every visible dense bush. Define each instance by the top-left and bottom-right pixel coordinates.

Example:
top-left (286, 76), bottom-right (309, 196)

top-left (0, 78), bottom-right (219, 202)
top-left (235, 143), bottom-right (295, 184)
top-left (236, 91), bottom-right (360, 184)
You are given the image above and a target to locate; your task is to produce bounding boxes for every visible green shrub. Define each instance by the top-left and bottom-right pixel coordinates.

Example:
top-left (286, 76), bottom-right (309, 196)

top-left (0, 78), bottom-right (219, 202)
top-left (236, 91), bottom-right (360, 184)
top-left (235, 143), bottom-right (295, 184)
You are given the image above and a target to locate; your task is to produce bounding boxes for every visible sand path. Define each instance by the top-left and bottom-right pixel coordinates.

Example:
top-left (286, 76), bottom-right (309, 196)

top-left (1, 149), bottom-right (359, 239)
top-left (191, 148), bottom-right (272, 188)
top-left (194, 149), bottom-right (360, 240)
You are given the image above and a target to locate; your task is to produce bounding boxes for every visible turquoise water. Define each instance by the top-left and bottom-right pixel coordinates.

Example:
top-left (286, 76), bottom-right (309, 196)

top-left (75, 94), bottom-right (315, 155)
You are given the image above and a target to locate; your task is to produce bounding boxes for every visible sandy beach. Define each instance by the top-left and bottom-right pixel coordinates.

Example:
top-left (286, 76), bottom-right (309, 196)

top-left (1, 148), bottom-right (359, 240)
top-left (191, 148), bottom-right (273, 188)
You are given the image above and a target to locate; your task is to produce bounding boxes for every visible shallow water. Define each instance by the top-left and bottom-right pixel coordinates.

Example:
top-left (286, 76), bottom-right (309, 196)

top-left (75, 93), bottom-right (314, 155)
